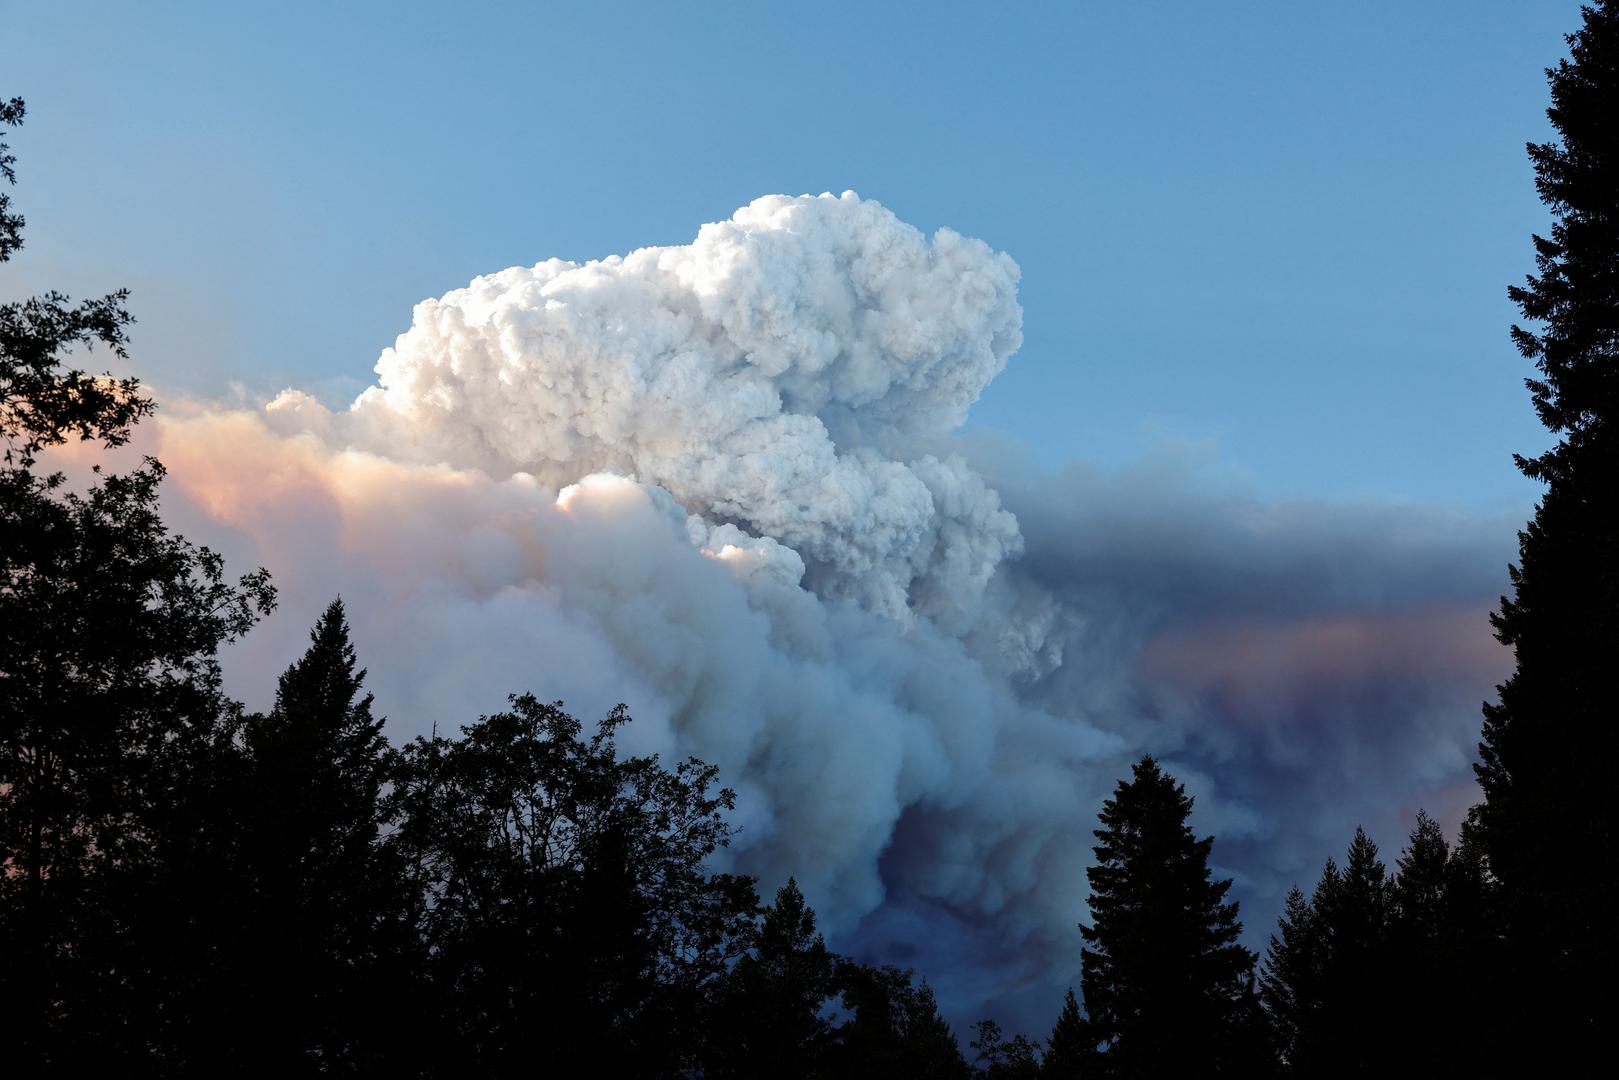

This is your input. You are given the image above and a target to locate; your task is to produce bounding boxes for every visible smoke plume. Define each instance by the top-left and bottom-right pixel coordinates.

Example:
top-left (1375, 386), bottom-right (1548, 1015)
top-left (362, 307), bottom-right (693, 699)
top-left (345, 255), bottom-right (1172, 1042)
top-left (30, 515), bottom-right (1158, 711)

top-left (142, 192), bottom-right (1510, 1029)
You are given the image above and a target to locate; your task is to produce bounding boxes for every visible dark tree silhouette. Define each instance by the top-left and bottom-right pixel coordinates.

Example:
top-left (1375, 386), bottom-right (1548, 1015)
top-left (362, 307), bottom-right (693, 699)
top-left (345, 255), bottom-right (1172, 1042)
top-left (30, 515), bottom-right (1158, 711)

top-left (1043, 988), bottom-right (1090, 1079)
top-left (829, 961), bottom-right (969, 1080)
top-left (970, 1020), bottom-right (1043, 1079)
top-left (1, 97), bottom-right (25, 260)
top-left (0, 95), bottom-right (275, 1074)
top-left (1264, 827), bottom-right (1402, 1077)
top-left (1260, 886), bottom-right (1322, 1072)
top-left (223, 599), bottom-right (404, 1072)
top-left (386, 696), bottom-right (756, 1078)
top-left (706, 878), bottom-right (839, 1079)
top-left (1076, 757), bottom-right (1259, 1078)
top-left (1476, 2), bottom-right (1619, 1067)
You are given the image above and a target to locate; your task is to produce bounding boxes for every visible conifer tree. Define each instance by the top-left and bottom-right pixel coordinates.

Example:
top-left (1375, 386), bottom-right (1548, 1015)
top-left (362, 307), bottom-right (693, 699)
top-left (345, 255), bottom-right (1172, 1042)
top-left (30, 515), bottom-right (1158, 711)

top-left (1476, 1), bottom-right (1618, 1064)
top-left (1262, 830), bottom-right (1392, 1076)
top-left (1260, 887), bottom-right (1323, 1072)
top-left (1076, 757), bottom-right (1257, 1078)
top-left (828, 962), bottom-right (969, 1080)
top-left (228, 599), bottom-right (400, 1071)
top-left (1385, 813), bottom-right (1451, 1073)
top-left (1043, 988), bottom-right (1091, 1079)
top-left (708, 878), bottom-right (840, 1079)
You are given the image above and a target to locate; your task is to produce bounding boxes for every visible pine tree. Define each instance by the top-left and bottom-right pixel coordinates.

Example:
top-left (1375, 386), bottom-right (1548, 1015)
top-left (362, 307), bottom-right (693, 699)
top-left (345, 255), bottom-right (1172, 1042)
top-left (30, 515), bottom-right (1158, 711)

top-left (1386, 813), bottom-right (1451, 1074)
top-left (1476, 1), bottom-right (1619, 1065)
top-left (1043, 988), bottom-right (1091, 1079)
top-left (1316, 828), bottom-right (1388, 1076)
top-left (1076, 756), bottom-right (1258, 1078)
top-left (1260, 887), bottom-right (1323, 1073)
top-left (227, 599), bottom-right (400, 1071)
top-left (708, 878), bottom-right (840, 1079)
top-left (828, 962), bottom-right (969, 1080)
top-left (1262, 829), bottom-right (1392, 1076)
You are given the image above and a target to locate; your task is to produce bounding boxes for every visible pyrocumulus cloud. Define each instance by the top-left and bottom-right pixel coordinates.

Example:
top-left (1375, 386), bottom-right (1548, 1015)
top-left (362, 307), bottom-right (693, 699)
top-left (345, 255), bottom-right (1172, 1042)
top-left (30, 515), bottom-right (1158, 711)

top-left (139, 192), bottom-right (1509, 1028)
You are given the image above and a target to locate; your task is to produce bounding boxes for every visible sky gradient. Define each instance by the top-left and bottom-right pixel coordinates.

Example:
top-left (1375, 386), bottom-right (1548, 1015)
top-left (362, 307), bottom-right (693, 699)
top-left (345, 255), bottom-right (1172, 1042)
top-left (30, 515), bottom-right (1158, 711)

top-left (8, 1), bottom-right (1573, 507)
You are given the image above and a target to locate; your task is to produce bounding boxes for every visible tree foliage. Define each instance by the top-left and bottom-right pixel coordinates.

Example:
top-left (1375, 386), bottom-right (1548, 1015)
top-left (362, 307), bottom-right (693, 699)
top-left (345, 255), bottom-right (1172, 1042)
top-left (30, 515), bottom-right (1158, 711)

top-left (385, 695), bottom-right (758, 1077)
top-left (1476, 2), bottom-right (1619, 1065)
top-left (1076, 756), bottom-right (1258, 1078)
top-left (0, 93), bottom-right (275, 1075)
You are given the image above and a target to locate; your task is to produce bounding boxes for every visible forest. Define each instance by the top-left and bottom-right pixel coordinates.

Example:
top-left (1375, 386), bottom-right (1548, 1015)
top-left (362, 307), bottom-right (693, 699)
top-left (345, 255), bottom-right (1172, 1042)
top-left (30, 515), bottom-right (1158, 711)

top-left (3, 4), bottom-right (1615, 1077)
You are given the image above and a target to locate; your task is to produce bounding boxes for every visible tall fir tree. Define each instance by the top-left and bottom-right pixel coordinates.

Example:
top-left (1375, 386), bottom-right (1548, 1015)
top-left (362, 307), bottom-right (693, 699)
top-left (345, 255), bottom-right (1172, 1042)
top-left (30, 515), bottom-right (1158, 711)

top-left (229, 599), bottom-right (401, 1072)
top-left (826, 962), bottom-right (969, 1080)
top-left (1043, 988), bottom-right (1092, 1079)
top-left (1260, 886), bottom-right (1324, 1074)
top-left (1476, 1), bottom-right (1619, 1067)
top-left (1076, 757), bottom-right (1259, 1078)
top-left (1263, 829), bottom-right (1395, 1077)
top-left (707, 878), bottom-right (840, 1080)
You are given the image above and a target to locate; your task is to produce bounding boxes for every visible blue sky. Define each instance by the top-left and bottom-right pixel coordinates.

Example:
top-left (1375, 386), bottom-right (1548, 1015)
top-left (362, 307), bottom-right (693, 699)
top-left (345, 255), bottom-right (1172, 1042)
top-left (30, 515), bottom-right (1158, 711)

top-left (8, 1), bottom-right (1572, 508)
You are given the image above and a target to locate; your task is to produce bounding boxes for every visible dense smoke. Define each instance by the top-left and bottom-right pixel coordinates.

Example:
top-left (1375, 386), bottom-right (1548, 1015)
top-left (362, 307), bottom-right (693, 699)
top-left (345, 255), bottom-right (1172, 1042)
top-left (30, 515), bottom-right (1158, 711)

top-left (145, 192), bottom-right (1511, 1028)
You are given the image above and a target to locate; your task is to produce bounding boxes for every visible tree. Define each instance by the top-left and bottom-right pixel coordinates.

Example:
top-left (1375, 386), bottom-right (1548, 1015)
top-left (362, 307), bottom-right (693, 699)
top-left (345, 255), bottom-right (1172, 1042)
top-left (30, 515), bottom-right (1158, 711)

top-left (970, 1020), bottom-right (1043, 1079)
top-left (1385, 811), bottom-right (1449, 1070)
top-left (222, 599), bottom-right (402, 1072)
top-left (1076, 757), bottom-right (1258, 1078)
top-left (707, 878), bottom-right (839, 1079)
top-left (0, 94), bottom-right (275, 1074)
top-left (829, 962), bottom-right (969, 1080)
top-left (386, 696), bottom-right (756, 1078)
top-left (1043, 988), bottom-right (1091, 1079)
top-left (1261, 886), bottom-right (1323, 1073)
top-left (1476, 1), bottom-right (1619, 1066)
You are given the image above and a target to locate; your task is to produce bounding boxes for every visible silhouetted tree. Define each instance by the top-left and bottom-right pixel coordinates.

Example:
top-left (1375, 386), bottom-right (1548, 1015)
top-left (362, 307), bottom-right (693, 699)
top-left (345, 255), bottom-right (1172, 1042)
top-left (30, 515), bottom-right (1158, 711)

top-left (1476, 2), bottom-right (1619, 1067)
top-left (706, 878), bottom-right (839, 1079)
top-left (971, 1020), bottom-right (1043, 1079)
top-left (220, 600), bottom-right (403, 1072)
top-left (1261, 887), bottom-right (1324, 1073)
top-left (1385, 811), bottom-right (1450, 1069)
top-left (0, 95), bottom-right (275, 1075)
top-left (386, 696), bottom-right (756, 1078)
top-left (1262, 828), bottom-right (1392, 1077)
top-left (1076, 757), bottom-right (1259, 1078)
top-left (829, 961), bottom-right (970, 1080)
top-left (1, 97), bottom-right (26, 260)
top-left (1043, 988), bottom-right (1091, 1078)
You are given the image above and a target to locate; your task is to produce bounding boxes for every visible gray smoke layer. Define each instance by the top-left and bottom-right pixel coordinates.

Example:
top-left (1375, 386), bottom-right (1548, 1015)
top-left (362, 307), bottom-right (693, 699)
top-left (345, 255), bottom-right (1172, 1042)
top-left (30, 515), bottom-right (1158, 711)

top-left (151, 192), bottom-right (1510, 1031)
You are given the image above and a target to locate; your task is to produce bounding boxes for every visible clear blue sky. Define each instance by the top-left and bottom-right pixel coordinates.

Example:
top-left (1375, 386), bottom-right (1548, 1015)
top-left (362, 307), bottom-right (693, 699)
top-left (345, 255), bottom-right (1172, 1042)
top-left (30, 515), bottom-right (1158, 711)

top-left (6, 1), bottom-right (1577, 509)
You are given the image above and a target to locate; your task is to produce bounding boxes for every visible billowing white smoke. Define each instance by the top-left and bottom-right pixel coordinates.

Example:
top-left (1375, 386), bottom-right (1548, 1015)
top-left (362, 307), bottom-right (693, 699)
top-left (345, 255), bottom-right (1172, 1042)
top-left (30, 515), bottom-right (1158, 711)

top-left (142, 190), bottom-right (1507, 1027)
top-left (293, 191), bottom-right (1025, 628)
top-left (157, 192), bottom-right (1119, 1018)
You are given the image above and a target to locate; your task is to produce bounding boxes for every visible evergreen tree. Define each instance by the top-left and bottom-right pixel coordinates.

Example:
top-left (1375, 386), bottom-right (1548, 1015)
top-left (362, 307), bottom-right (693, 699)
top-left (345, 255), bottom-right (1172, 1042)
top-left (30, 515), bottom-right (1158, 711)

top-left (1262, 830), bottom-right (1392, 1077)
top-left (828, 962), bottom-right (969, 1080)
top-left (225, 599), bottom-right (401, 1072)
top-left (1043, 988), bottom-right (1091, 1079)
top-left (1477, 1), bottom-right (1619, 1066)
top-left (1386, 810), bottom-right (1449, 1071)
top-left (1260, 887), bottom-right (1324, 1073)
top-left (1076, 757), bottom-right (1258, 1078)
top-left (708, 878), bottom-right (840, 1079)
